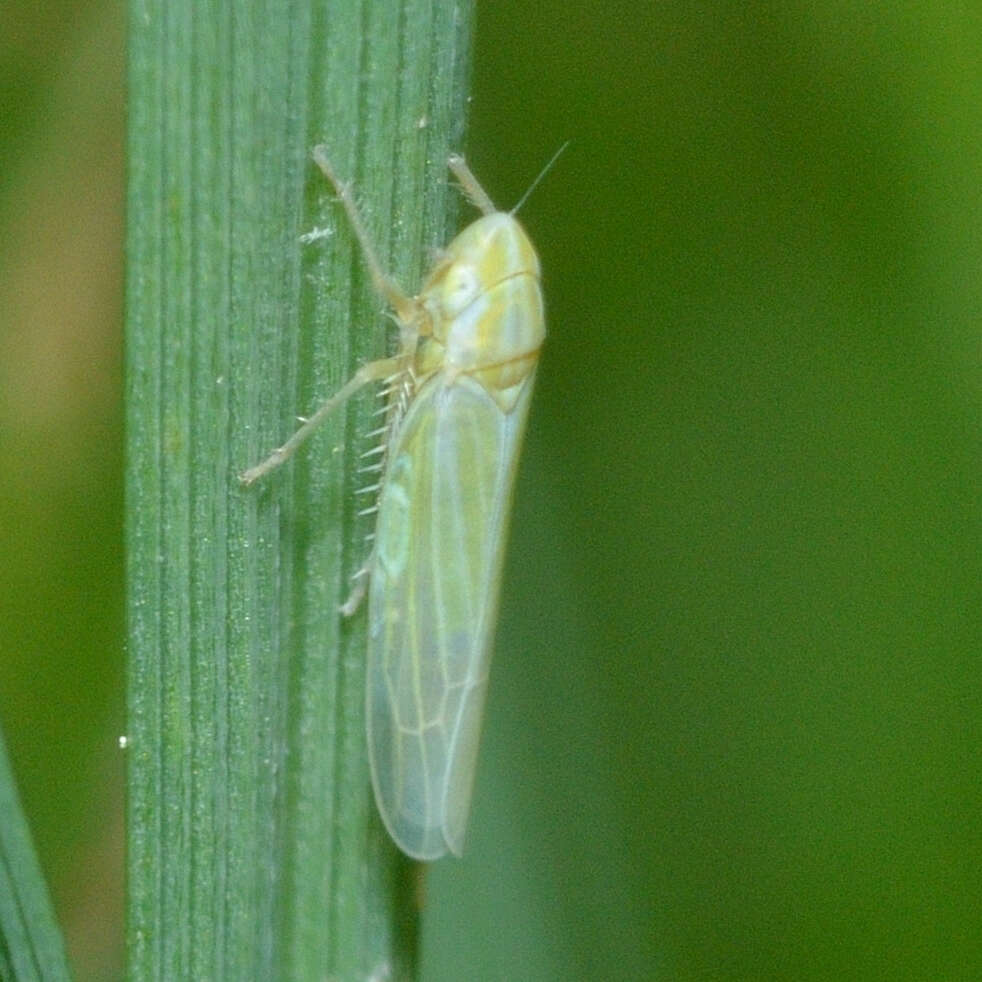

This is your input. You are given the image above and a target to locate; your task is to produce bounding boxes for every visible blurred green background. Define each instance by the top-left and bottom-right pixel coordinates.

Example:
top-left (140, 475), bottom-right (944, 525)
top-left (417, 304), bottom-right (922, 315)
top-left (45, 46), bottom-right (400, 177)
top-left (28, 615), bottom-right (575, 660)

top-left (2, 2), bottom-right (981, 980)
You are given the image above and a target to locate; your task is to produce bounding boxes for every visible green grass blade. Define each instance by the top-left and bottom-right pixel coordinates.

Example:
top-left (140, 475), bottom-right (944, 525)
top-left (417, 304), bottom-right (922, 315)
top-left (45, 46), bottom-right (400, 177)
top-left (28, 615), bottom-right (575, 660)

top-left (0, 726), bottom-right (72, 982)
top-left (125, 1), bottom-right (472, 979)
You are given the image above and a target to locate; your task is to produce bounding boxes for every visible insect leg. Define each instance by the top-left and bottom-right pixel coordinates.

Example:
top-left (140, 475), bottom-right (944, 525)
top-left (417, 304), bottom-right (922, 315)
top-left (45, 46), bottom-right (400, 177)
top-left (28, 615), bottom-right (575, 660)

top-left (339, 562), bottom-right (370, 617)
top-left (239, 355), bottom-right (403, 485)
top-left (311, 146), bottom-right (417, 324)
top-left (447, 154), bottom-right (498, 216)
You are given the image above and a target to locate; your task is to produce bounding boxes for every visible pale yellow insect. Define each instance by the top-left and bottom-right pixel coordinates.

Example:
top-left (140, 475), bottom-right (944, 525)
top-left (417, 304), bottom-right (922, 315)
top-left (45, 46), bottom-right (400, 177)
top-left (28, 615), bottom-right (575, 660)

top-left (241, 146), bottom-right (545, 859)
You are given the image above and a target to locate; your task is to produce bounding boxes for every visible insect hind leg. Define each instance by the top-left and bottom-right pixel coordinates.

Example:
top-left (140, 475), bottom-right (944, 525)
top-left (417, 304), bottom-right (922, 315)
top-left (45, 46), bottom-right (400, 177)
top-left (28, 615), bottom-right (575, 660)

top-left (340, 560), bottom-right (371, 616)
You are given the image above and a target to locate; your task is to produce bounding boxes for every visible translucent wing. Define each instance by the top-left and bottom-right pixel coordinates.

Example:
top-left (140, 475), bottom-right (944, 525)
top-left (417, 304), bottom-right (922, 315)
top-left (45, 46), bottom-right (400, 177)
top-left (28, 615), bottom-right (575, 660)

top-left (367, 371), bottom-right (535, 859)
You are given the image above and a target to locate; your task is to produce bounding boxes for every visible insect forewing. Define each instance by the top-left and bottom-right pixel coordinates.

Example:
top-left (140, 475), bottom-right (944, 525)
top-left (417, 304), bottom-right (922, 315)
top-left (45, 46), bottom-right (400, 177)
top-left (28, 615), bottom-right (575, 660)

top-left (367, 372), bottom-right (536, 859)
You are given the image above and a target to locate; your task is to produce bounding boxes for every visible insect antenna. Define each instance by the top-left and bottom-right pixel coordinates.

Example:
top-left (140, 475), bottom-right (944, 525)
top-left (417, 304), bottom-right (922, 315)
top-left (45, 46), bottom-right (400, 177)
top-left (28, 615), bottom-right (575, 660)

top-left (510, 140), bottom-right (570, 216)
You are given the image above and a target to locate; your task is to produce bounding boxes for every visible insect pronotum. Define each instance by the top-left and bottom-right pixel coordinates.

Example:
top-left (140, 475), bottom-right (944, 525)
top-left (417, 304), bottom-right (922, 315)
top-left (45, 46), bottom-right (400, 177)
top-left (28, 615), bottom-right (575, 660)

top-left (241, 146), bottom-right (546, 859)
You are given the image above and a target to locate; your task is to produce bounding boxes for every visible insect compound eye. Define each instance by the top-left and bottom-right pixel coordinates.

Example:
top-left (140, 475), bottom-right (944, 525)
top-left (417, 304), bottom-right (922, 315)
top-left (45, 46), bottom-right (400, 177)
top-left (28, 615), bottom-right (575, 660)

top-left (440, 263), bottom-right (482, 317)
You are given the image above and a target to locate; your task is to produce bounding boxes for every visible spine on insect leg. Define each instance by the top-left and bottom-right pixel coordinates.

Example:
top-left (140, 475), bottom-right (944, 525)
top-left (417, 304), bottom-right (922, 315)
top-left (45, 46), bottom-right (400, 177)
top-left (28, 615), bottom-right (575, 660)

top-left (351, 362), bottom-right (417, 578)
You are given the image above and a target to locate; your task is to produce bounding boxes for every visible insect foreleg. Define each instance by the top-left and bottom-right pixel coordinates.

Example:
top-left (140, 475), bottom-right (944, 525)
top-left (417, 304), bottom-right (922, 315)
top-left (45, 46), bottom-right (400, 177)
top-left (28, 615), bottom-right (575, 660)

top-left (447, 154), bottom-right (498, 216)
top-left (311, 146), bottom-right (416, 323)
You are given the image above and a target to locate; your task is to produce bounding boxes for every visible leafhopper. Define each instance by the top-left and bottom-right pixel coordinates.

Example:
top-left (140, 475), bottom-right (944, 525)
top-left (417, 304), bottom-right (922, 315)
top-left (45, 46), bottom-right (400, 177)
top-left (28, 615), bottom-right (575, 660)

top-left (242, 147), bottom-right (545, 859)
